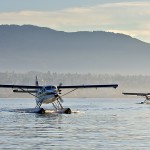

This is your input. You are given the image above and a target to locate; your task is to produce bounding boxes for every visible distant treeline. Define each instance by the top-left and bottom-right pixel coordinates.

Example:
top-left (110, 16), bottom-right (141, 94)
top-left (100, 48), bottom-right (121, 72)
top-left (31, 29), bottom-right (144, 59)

top-left (0, 71), bottom-right (150, 98)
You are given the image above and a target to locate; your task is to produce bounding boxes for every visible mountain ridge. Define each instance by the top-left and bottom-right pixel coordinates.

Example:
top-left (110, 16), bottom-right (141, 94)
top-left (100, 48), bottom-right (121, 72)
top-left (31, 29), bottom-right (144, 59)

top-left (0, 24), bottom-right (150, 75)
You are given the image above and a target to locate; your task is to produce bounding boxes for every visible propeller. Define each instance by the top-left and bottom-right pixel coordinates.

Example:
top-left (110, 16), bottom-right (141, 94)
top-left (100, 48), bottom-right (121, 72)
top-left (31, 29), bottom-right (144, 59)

top-left (58, 82), bottom-right (62, 86)
top-left (57, 82), bottom-right (63, 103)
top-left (58, 82), bottom-right (62, 94)
top-left (56, 82), bottom-right (78, 103)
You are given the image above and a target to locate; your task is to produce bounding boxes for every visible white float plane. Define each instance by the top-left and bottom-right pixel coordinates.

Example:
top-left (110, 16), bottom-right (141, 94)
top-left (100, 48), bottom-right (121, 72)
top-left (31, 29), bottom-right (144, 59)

top-left (0, 77), bottom-right (118, 114)
top-left (123, 92), bottom-right (150, 104)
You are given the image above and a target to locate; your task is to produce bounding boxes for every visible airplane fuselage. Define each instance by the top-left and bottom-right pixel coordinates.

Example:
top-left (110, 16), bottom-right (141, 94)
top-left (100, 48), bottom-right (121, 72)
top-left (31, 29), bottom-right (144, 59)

top-left (35, 85), bottom-right (58, 104)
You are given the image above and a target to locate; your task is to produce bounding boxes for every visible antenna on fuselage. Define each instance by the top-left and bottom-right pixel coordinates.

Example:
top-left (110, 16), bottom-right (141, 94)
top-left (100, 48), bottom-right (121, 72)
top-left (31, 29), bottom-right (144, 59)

top-left (35, 76), bottom-right (39, 86)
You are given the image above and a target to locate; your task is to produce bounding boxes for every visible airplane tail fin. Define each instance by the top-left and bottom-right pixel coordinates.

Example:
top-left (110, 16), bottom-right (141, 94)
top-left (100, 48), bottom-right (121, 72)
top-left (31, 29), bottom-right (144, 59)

top-left (35, 76), bottom-right (39, 86)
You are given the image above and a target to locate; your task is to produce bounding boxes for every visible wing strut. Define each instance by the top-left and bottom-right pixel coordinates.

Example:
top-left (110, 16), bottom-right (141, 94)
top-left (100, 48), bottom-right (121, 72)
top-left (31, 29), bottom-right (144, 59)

top-left (61, 88), bottom-right (78, 97)
top-left (19, 88), bottom-right (39, 98)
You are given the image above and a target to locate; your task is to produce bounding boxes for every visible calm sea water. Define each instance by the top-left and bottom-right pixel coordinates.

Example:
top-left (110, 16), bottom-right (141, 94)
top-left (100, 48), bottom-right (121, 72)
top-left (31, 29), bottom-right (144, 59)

top-left (1, 98), bottom-right (150, 150)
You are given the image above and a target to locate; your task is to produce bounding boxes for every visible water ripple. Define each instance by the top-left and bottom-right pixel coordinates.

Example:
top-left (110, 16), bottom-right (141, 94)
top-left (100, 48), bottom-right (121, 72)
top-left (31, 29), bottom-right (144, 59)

top-left (1, 98), bottom-right (150, 149)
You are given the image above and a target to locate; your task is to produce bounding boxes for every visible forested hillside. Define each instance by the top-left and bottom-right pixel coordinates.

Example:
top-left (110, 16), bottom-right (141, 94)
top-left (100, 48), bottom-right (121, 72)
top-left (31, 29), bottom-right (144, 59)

top-left (0, 71), bottom-right (149, 98)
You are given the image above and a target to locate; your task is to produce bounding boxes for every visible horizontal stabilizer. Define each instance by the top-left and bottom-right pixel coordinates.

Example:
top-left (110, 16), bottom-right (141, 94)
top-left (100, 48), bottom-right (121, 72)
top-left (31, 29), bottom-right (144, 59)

top-left (123, 92), bottom-right (150, 96)
top-left (13, 89), bottom-right (37, 93)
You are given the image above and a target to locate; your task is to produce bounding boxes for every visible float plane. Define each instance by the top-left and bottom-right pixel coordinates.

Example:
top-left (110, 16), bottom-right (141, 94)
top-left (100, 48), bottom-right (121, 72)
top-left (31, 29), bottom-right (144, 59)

top-left (123, 92), bottom-right (150, 104)
top-left (0, 77), bottom-right (118, 114)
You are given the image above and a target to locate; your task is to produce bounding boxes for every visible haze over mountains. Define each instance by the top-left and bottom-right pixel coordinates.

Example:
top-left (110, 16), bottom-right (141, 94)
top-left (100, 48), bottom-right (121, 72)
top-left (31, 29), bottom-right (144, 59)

top-left (0, 25), bottom-right (150, 75)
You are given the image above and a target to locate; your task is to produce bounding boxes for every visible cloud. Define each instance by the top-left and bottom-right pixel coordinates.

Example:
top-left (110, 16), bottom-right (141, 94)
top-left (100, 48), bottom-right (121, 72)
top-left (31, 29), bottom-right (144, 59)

top-left (0, 1), bottom-right (150, 42)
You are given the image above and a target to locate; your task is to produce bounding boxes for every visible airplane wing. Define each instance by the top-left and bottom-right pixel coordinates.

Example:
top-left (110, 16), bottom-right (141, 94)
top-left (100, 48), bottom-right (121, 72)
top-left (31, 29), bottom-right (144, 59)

top-left (0, 84), bottom-right (42, 89)
top-left (0, 84), bottom-right (118, 89)
top-left (122, 92), bottom-right (150, 96)
top-left (58, 84), bottom-right (118, 89)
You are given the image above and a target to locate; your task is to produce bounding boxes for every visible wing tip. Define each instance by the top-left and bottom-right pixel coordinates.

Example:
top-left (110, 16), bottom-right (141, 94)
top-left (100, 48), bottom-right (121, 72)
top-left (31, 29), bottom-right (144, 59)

top-left (113, 84), bottom-right (118, 89)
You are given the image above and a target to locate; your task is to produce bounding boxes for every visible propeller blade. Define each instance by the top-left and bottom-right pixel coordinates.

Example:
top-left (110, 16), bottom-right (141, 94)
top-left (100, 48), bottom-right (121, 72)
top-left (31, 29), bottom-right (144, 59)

top-left (55, 93), bottom-right (64, 102)
top-left (57, 83), bottom-right (62, 93)
top-left (59, 82), bottom-right (62, 87)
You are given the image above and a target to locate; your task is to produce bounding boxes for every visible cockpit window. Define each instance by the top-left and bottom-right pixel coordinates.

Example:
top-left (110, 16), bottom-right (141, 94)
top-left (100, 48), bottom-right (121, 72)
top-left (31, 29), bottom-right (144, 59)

top-left (45, 86), bottom-right (56, 90)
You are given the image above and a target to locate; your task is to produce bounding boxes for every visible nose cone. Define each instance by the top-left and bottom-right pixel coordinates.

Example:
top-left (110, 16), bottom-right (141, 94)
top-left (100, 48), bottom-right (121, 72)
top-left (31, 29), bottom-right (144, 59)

top-left (55, 94), bottom-right (59, 97)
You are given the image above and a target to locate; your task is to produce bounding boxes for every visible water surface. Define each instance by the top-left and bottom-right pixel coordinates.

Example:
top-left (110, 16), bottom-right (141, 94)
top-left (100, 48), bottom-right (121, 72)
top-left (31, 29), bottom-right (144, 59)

top-left (0, 98), bottom-right (150, 149)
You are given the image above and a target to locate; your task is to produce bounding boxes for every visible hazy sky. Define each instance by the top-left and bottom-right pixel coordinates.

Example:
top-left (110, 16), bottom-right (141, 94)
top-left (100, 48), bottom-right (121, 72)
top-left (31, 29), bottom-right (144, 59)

top-left (0, 0), bottom-right (150, 43)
